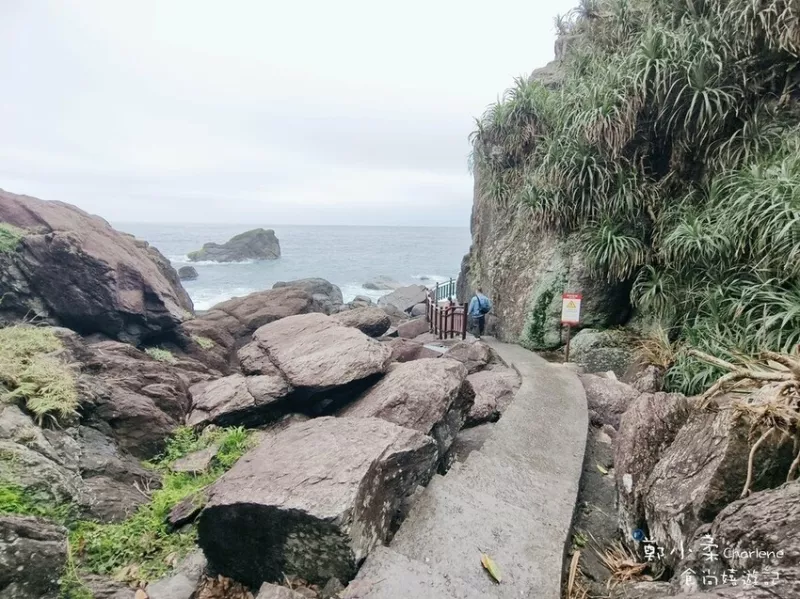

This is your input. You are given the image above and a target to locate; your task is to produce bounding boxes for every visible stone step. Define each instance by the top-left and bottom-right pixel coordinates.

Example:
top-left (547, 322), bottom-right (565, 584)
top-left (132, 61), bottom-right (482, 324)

top-left (342, 546), bottom-right (475, 599)
top-left (388, 475), bottom-right (563, 598)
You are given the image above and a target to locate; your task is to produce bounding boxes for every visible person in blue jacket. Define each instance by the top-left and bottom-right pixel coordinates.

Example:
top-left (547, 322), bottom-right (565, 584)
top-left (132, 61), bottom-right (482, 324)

top-left (468, 287), bottom-right (492, 339)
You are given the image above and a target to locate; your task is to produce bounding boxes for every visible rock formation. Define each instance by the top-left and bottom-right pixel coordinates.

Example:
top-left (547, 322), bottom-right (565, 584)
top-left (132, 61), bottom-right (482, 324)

top-left (0, 189), bottom-right (193, 343)
top-left (377, 285), bottom-right (428, 314)
top-left (188, 228), bottom-right (280, 262)
top-left (178, 265), bottom-right (199, 280)
top-left (273, 278), bottom-right (344, 315)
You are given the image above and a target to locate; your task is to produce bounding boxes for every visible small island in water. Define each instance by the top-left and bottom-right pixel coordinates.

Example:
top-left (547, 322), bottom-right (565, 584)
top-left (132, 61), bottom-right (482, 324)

top-left (188, 228), bottom-right (281, 262)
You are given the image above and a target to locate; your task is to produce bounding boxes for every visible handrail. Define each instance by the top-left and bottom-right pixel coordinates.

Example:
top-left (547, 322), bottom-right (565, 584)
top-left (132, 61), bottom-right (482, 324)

top-left (426, 295), bottom-right (468, 341)
top-left (432, 278), bottom-right (457, 303)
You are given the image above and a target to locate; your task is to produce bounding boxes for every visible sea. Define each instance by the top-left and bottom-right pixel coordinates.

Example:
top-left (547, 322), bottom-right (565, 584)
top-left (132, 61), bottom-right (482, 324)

top-left (117, 223), bottom-right (472, 311)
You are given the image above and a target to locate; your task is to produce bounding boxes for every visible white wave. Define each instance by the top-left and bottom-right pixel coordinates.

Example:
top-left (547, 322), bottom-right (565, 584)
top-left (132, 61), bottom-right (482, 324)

top-left (168, 255), bottom-right (256, 266)
top-left (190, 286), bottom-right (259, 311)
top-left (412, 274), bottom-right (452, 283)
top-left (340, 284), bottom-right (386, 304)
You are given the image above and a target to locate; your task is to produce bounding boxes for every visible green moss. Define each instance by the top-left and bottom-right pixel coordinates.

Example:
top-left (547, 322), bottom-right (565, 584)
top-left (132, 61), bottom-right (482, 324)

top-left (191, 335), bottom-right (215, 350)
top-left (0, 483), bottom-right (75, 523)
top-left (71, 426), bottom-right (253, 583)
top-left (0, 223), bottom-right (24, 253)
top-left (144, 347), bottom-right (176, 364)
top-left (520, 274), bottom-right (565, 351)
top-left (0, 325), bottom-right (78, 426)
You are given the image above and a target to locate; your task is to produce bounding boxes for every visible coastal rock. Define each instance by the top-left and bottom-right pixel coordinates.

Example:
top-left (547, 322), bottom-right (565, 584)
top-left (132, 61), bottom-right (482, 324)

top-left (377, 285), bottom-right (429, 314)
top-left (410, 302), bottom-right (427, 317)
top-left (348, 295), bottom-right (373, 309)
top-left (178, 265), bottom-right (199, 281)
top-left (338, 358), bottom-right (474, 457)
top-left (395, 317), bottom-right (429, 339)
top-left (0, 190), bottom-right (193, 343)
top-left (202, 287), bottom-right (323, 341)
top-left (615, 392), bottom-right (692, 540)
top-left (188, 228), bottom-right (281, 262)
top-left (443, 422), bottom-right (495, 469)
top-left (623, 363), bottom-right (665, 394)
top-left (187, 373), bottom-right (293, 428)
top-left (146, 551), bottom-right (207, 599)
top-left (237, 341), bottom-right (282, 376)
top-left (443, 339), bottom-right (495, 374)
top-left (642, 407), bottom-right (795, 566)
top-left (197, 417), bottom-right (438, 587)
top-left (383, 338), bottom-right (441, 363)
top-left (273, 278), bottom-right (344, 315)
top-left (79, 476), bottom-right (149, 522)
top-left (0, 515), bottom-right (67, 599)
top-left (252, 313), bottom-right (392, 392)
top-left (465, 368), bottom-right (518, 426)
top-left (580, 374), bottom-right (641, 429)
top-left (256, 583), bottom-right (307, 599)
top-left (332, 306), bottom-right (391, 338)
top-left (80, 575), bottom-right (133, 599)
top-left (178, 318), bottom-right (237, 374)
top-left (363, 276), bottom-right (402, 291)
top-left (570, 329), bottom-right (634, 378)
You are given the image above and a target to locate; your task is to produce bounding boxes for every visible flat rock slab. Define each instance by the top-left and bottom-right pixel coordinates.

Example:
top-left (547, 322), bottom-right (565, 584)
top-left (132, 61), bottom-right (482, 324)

top-left (465, 368), bottom-right (518, 425)
top-left (197, 417), bottom-right (438, 587)
top-left (187, 373), bottom-right (293, 427)
top-left (377, 285), bottom-right (429, 313)
top-left (337, 358), bottom-right (473, 457)
top-left (0, 515), bottom-right (67, 599)
top-left (332, 307), bottom-right (391, 338)
top-left (253, 313), bottom-right (392, 391)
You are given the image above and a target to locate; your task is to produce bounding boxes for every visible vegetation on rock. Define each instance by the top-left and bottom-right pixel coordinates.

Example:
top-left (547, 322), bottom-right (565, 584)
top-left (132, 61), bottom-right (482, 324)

top-left (191, 335), bottom-right (216, 350)
top-left (471, 0), bottom-right (800, 394)
top-left (0, 325), bottom-right (78, 425)
top-left (0, 222), bottom-right (24, 253)
top-left (144, 347), bottom-right (177, 364)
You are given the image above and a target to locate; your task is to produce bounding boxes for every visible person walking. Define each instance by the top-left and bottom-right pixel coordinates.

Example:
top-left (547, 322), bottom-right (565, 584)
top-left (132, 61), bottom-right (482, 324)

top-left (468, 287), bottom-right (492, 339)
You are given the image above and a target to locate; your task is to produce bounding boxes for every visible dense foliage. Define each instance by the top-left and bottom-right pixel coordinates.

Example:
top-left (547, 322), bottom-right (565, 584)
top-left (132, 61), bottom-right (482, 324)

top-left (471, 0), bottom-right (800, 394)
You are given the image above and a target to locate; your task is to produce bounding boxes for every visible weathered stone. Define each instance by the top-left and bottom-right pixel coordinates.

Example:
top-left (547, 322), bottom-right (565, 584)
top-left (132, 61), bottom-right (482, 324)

top-left (187, 374), bottom-right (293, 428)
top-left (168, 492), bottom-right (206, 530)
top-left (256, 583), bottom-right (306, 599)
top-left (570, 329), bottom-right (634, 378)
top-left (171, 445), bottom-right (219, 474)
top-left (580, 374), bottom-right (641, 429)
top-left (410, 303), bottom-right (427, 317)
top-left (0, 440), bottom-right (80, 506)
top-left (465, 368), bottom-right (518, 426)
top-left (238, 341), bottom-right (282, 376)
top-left (395, 317), bottom-right (430, 339)
top-left (382, 338), bottom-right (440, 363)
top-left (189, 228), bottom-right (280, 262)
top-left (253, 313), bottom-right (392, 391)
top-left (197, 417), bottom-right (438, 587)
top-left (377, 285), bottom-right (429, 313)
top-left (0, 515), bottom-right (67, 599)
top-left (442, 422), bottom-right (495, 470)
top-left (615, 392), bottom-right (692, 540)
top-left (80, 575), bottom-right (134, 599)
top-left (178, 317), bottom-right (237, 374)
top-left (79, 476), bottom-right (148, 523)
top-left (380, 303), bottom-right (409, 325)
top-left (320, 578), bottom-right (345, 599)
top-left (362, 277), bottom-right (401, 291)
top-left (273, 278), bottom-right (343, 315)
top-left (146, 550), bottom-right (207, 599)
top-left (178, 265), bottom-right (199, 280)
top-left (332, 307), bottom-right (391, 338)
top-left (623, 363), bottom-right (665, 394)
top-left (0, 191), bottom-right (193, 343)
top-left (338, 358), bottom-right (474, 457)
top-left (642, 408), bottom-right (795, 566)
top-left (443, 339), bottom-right (494, 374)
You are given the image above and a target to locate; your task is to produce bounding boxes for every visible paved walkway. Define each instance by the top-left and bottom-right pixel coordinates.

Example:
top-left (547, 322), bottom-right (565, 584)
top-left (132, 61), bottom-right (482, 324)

top-left (344, 340), bottom-right (588, 599)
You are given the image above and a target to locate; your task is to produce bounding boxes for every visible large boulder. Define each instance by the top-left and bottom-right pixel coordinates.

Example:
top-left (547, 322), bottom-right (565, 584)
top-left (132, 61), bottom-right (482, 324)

top-left (252, 313), bottom-right (392, 392)
top-left (146, 550), bottom-right (207, 599)
top-left (200, 287), bottom-right (323, 342)
top-left (197, 417), bottom-right (438, 587)
top-left (642, 407), bottom-right (795, 566)
top-left (273, 278), bottom-right (344, 315)
top-left (338, 358), bottom-right (474, 457)
top-left (443, 339), bottom-right (495, 374)
top-left (570, 329), bottom-right (634, 378)
top-left (615, 392), bottom-right (692, 541)
top-left (0, 515), bottom-right (67, 599)
top-left (465, 368), bottom-right (518, 426)
top-left (580, 374), bottom-right (641, 429)
top-left (382, 338), bottom-right (441, 363)
top-left (178, 265), bottom-right (199, 281)
top-left (188, 228), bottom-right (280, 262)
top-left (332, 307), bottom-right (391, 338)
top-left (377, 285), bottom-right (429, 313)
top-left (0, 190), bottom-right (193, 343)
top-left (395, 317), bottom-right (430, 339)
top-left (187, 373), bottom-right (293, 427)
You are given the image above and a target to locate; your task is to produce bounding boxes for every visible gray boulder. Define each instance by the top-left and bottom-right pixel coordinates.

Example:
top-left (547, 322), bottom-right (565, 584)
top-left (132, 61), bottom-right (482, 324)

top-left (570, 329), bottom-right (634, 378)
top-left (443, 422), bottom-right (495, 469)
top-left (188, 228), bottom-right (280, 262)
top-left (178, 265), bottom-right (199, 281)
top-left (410, 302), bottom-right (427, 317)
top-left (580, 374), bottom-right (641, 429)
top-left (338, 358), bottom-right (474, 457)
top-left (383, 338), bottom-right (441, 363)
top-left (396, 317), bottom-right (430, 339)
top-left (363, 276), bottom-right (402, 291)
top-left (197, 417), bottom-right (438, 587)
top-left (642, 407), bottom-right (795, 567)
top-left (187, 373), bottom-right (293, 428)
top-left (252, 313), bottom-right (392, 392)
top-left (443, 339), bottom-right (495, 374)
top-left (256, 583), bottom-right (307, 599)
top-left (273, 278), bottom-right (344, 315)
top-left (332, 306), bottom-right (391, 338)
top-left (465, 368), bottom-right (518, 426)
top-left (377, 285), bottom-right (429, 313)
top-left (146, 550), bottom-right (207, 599)
top-left (0, 515), bottom-right (67, 599)
top-left (615, 392), bottom-right (692, 542)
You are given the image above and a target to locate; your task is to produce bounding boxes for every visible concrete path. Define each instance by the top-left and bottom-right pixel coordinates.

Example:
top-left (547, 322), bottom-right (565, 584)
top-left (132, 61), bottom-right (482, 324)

top-left (344, 340), bottom-right (588, 599)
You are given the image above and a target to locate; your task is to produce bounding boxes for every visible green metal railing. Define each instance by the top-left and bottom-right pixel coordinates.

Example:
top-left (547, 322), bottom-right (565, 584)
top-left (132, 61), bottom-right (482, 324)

top-left (433, 278), bottom-right (457, 303)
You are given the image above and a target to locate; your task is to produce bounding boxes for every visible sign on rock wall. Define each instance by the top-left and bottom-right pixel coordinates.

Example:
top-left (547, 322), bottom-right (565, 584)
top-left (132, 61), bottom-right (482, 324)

top-left (561, 293), bottom-right (582, 324)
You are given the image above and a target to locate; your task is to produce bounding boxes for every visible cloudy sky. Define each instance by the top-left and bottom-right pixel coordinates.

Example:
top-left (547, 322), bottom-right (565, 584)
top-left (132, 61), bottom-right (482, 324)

top-left (0, 0), bottom-right (574, 226)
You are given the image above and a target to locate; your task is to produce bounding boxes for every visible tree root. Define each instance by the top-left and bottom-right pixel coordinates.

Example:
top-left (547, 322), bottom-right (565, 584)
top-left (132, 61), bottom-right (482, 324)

top-left (742, 427), bottom-right (776, 499)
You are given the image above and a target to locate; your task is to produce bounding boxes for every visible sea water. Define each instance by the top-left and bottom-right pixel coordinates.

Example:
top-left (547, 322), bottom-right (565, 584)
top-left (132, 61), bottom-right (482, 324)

top-left (118, 223), bottom-right (471, 311)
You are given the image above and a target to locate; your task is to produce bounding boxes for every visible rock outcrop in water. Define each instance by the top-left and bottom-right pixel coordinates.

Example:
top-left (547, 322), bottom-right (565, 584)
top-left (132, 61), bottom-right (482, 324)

top-left (178, 265), bottom-right (199, 280)
top-left (188, 228), bottom-right (280, 262)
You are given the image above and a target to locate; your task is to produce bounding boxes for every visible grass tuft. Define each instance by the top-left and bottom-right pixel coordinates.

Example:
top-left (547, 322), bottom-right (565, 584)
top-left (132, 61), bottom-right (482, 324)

top-left (0, 325), bottom-right (78, 426)
top-left (0, 223), bottom-right (24, 253)
top-left (144, 347), bottom-right (176, 364)
top-left (191, 335), bottom-right (215, 350)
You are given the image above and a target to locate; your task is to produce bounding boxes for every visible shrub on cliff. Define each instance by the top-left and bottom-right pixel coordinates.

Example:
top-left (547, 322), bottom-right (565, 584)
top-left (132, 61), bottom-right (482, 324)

top-left (471, 0), bottom-right (800, 393)
top-left (0, 223), bottom-right (24, 253)
top-left (0, 325), bottom-right (78, 425)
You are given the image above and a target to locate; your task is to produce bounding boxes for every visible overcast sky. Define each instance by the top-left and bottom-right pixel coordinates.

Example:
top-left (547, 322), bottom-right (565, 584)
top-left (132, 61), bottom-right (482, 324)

top-left (0, 0), bottom-right (574, 226)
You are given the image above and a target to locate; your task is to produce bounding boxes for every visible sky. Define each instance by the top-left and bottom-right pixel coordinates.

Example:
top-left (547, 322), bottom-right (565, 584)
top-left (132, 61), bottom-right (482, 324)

top-left (0, 0), bottom-right (575, 226)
